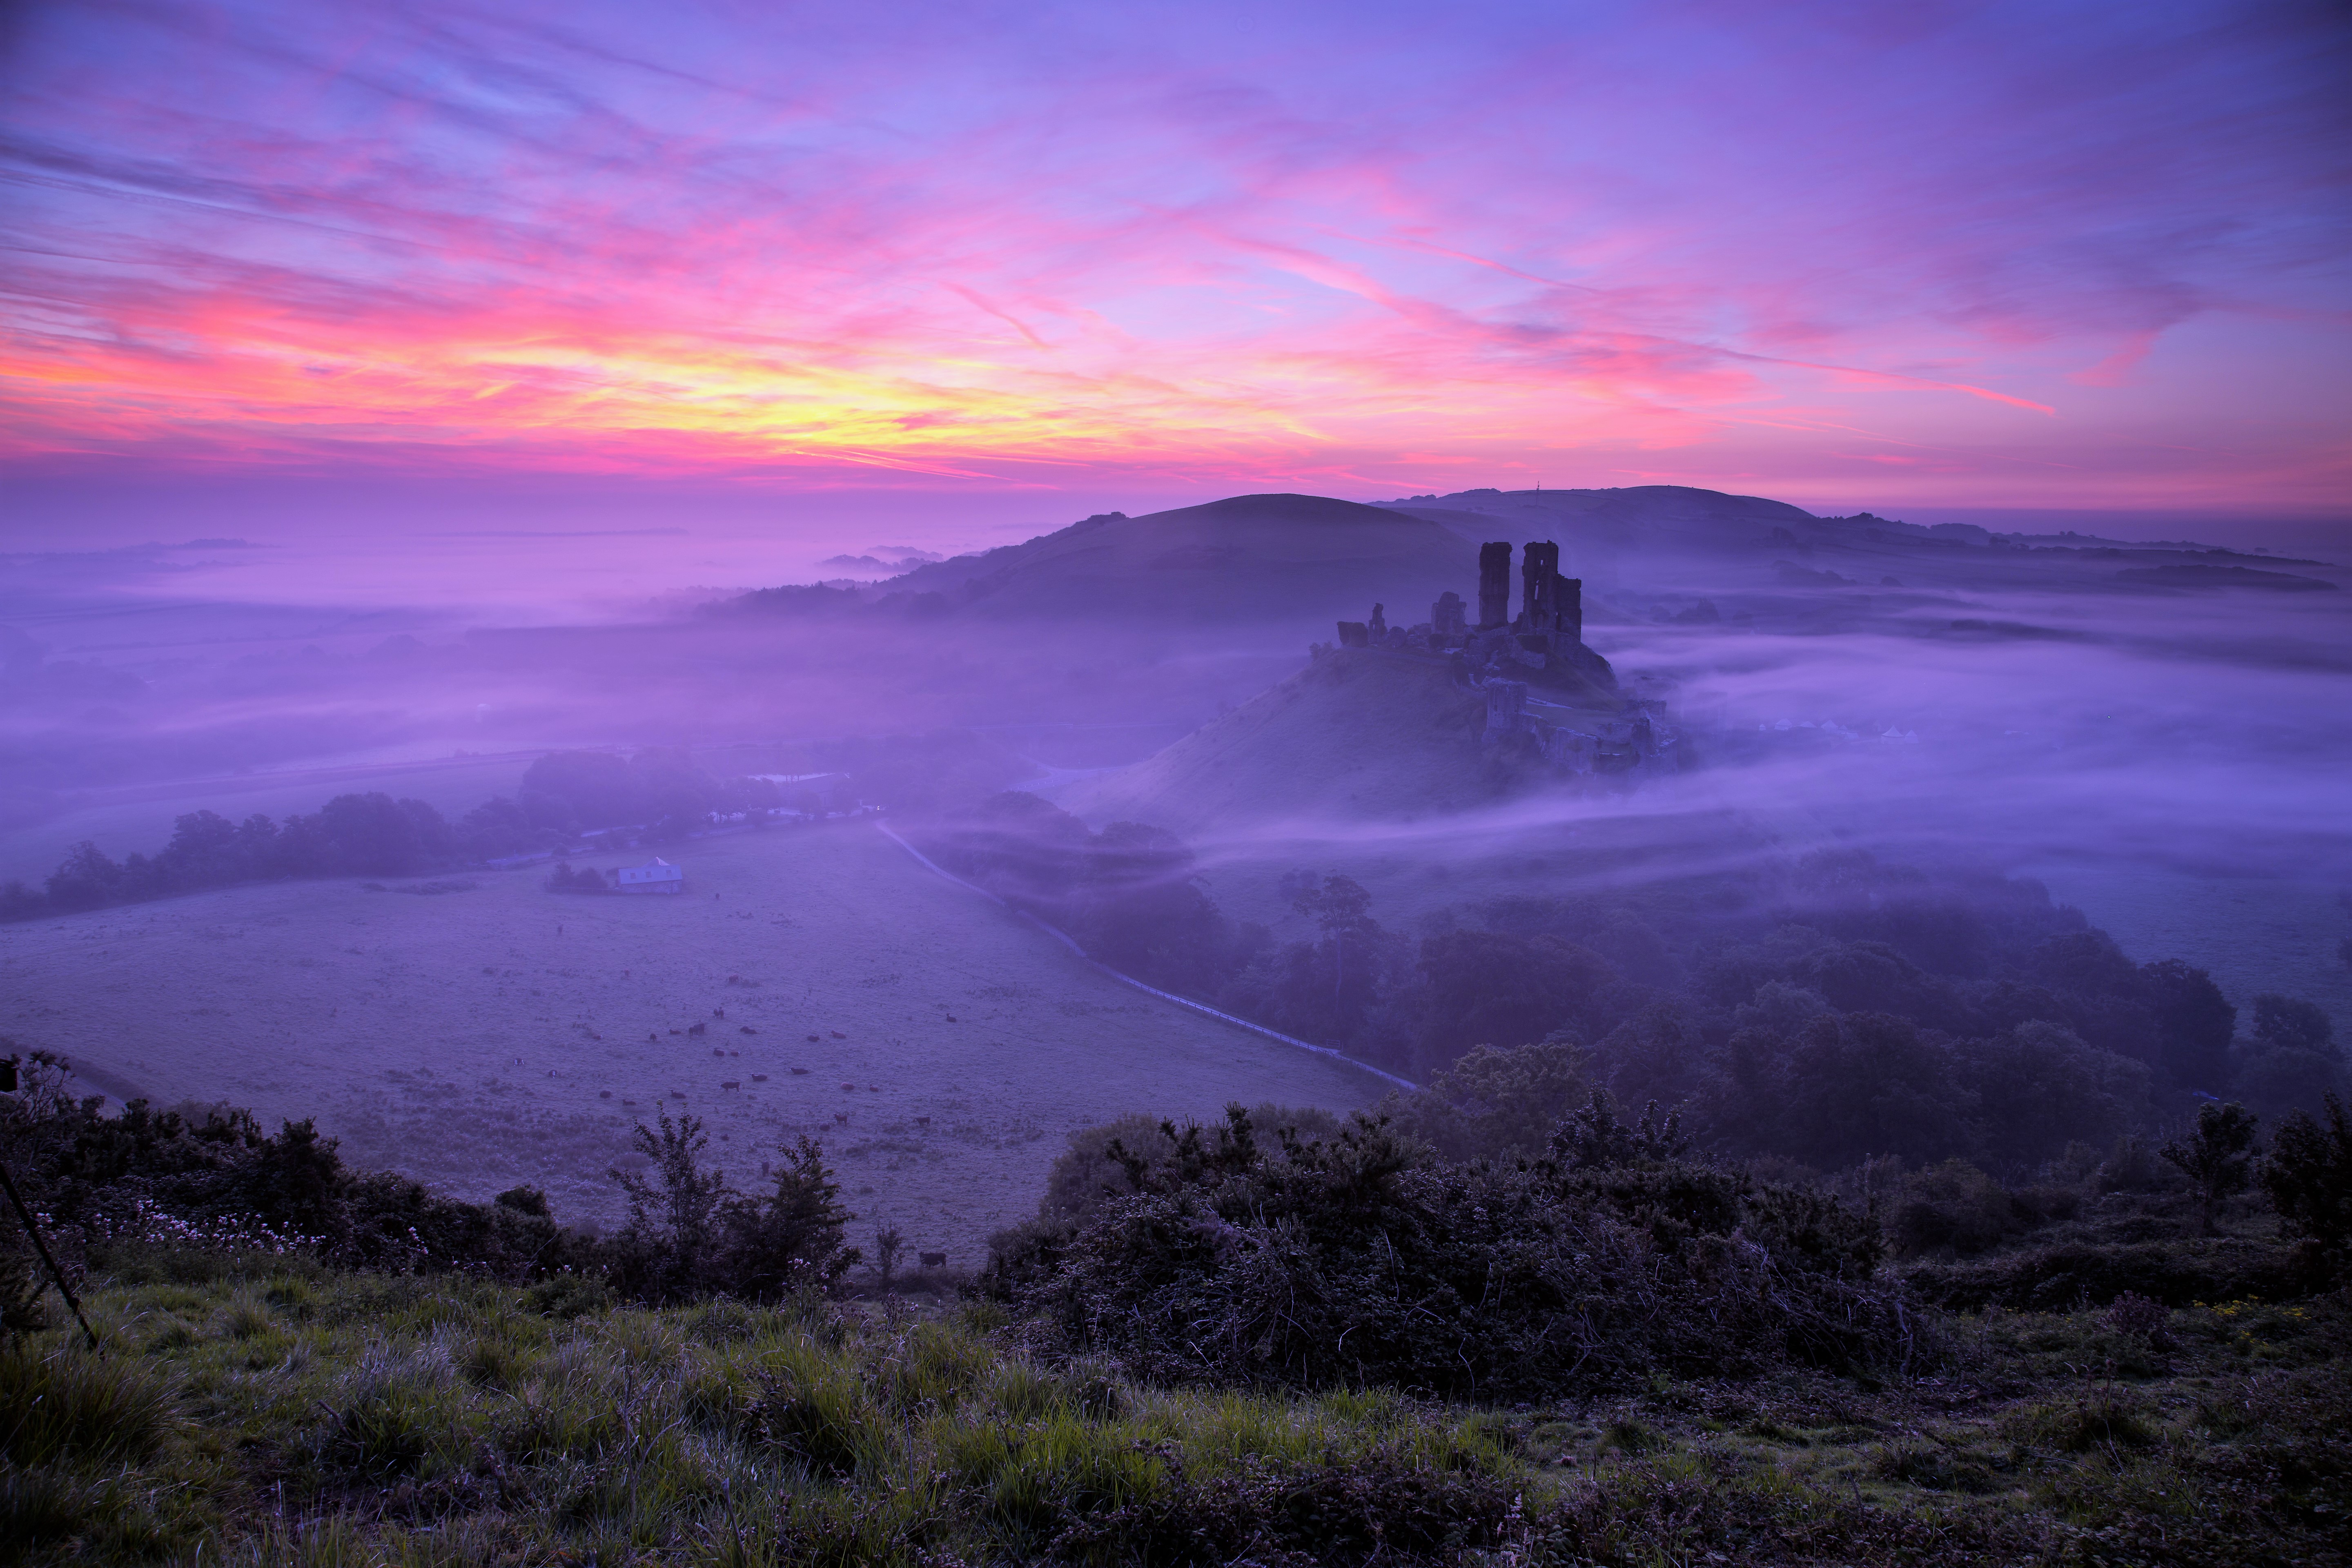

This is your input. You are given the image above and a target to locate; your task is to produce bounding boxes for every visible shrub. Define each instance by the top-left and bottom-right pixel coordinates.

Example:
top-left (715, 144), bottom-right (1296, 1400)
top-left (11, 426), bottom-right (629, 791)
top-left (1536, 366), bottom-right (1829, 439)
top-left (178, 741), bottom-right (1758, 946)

top-left (2160, 1101), bottom-right (2261, 1234)
top-left (984, 1105), bottom-right (1914, 1400)
top-left (2261, 1091), bottom-right (2352, 1274)
top-left (2002, 1388), bottom-right (2160, 1452)
top-left (2104, 1291), bottom-right (2173, 1346)
top-left (1889, 1160), bottom-right (2031, 1257)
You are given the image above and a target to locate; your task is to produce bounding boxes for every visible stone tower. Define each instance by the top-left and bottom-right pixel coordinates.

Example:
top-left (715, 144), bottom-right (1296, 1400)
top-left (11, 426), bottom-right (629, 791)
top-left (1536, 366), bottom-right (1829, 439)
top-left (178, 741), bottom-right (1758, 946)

top-left (1477, 541), bottom-right (1512, 630)
top-left (1520, 541), bottom-right (1561, 638)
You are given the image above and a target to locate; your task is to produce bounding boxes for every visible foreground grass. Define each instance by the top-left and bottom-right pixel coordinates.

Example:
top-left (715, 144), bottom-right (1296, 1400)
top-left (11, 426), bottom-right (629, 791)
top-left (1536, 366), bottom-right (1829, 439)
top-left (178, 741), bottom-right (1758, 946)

top-left (3, 1256), bottom-right (2345, 1565)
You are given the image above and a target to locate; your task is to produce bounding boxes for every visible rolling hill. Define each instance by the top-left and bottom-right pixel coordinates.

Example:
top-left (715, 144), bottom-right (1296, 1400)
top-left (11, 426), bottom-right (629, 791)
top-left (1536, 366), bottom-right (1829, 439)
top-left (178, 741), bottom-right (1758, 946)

top-left (878, 493), bottom-right (1479, 626)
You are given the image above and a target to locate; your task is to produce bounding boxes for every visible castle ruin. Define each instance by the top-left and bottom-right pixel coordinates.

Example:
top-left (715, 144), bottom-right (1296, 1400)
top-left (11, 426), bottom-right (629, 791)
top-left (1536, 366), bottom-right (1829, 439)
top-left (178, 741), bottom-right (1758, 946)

top-left (1330, 540), bottom-right (1677, 780)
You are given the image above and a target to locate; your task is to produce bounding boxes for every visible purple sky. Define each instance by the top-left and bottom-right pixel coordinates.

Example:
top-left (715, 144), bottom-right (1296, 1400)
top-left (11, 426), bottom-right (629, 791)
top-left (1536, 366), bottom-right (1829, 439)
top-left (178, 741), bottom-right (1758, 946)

top-left (3, 0), bottom-right (2346, 566)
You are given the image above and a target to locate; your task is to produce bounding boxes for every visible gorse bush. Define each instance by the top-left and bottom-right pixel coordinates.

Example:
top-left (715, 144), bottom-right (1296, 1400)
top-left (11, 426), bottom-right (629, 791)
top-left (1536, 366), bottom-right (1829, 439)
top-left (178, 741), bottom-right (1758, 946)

top-left (0, 1050), bottom-right (592, 1283)
top-left (984, 1103), bottom-right (1914, 1400)
top-left (0, 1051), bottom-right (862, 1307)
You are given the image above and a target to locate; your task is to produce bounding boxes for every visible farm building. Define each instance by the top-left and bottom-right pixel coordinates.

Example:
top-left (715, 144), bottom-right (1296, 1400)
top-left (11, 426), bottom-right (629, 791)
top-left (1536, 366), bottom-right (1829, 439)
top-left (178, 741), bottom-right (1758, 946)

top-left (615, 858), bottom-right (684, 894)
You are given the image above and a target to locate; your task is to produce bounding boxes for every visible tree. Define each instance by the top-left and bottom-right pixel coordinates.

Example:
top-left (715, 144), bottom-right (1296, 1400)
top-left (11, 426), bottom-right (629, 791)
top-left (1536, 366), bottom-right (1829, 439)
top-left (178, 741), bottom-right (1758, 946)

top-left (724, 1135), bottom-right (858, 1297)
top-left (2160, 1102), bottom-right (2260, 1235)
top-left (158, 809), bottom-right (243, 889)
top-left (2261, 1092), bottom-right (2352, 1268)
top-left (2252, 994), bottom-right (2335, 1056)
top-left (1224, 875), bottom-right (1410, 1052)
top-left (318, 792), bottom-right (431, 876)
top-left (1388, 1040), bottom-right (1590, 1163)
top-left (1287, 871), bottom-right (1373, 937)
top-left (1961, 1021), bottom-right (2149, 1172)
top-left (1288, 872), bottom-right (1377, 1008)
top-left (2234, 995), bottom-right (2345, 1119)
top-left (612, 1111), bottom-right (731, 1298)
top-left (2140, 959), bottom-right (2236, 1092)
top-left (871, 1218), bottom-right (906, 1290)
top-left (45, 841), bottom-right (123, 911)
top-left (459, 796), bottom-right (537, 858)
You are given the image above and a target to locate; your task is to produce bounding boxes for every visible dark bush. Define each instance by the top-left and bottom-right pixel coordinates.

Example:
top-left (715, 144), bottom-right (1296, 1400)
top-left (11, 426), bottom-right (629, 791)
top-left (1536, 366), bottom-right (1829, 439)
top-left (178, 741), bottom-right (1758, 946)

top-left (984, 1105), bottom-right (1913, 1400)
top-left (2262, 1091), bottom-right (2352, 1274)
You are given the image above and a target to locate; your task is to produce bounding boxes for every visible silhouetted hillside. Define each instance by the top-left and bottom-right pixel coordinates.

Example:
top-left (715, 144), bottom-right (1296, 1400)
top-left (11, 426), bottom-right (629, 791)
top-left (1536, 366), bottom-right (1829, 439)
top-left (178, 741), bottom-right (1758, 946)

top-left (878, 493), bottom-right (1477, 624)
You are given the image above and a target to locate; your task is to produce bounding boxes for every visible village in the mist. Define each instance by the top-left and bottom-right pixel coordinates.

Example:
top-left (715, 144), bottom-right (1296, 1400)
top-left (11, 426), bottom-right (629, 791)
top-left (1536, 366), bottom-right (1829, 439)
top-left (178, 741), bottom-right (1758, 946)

top-left (4, 483), bottom-right (2348, 1257)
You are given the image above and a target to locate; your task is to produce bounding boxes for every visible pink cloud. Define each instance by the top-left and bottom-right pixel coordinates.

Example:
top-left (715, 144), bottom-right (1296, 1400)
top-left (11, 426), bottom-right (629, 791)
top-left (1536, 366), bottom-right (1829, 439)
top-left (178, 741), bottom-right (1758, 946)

top-left (0, 0), bottom-right (2343, 514)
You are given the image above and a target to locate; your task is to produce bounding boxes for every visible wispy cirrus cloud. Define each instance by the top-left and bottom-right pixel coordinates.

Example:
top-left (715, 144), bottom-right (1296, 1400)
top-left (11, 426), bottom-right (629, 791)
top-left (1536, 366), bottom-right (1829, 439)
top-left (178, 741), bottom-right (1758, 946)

top-left (1, 0), bottom-right (2345, 510)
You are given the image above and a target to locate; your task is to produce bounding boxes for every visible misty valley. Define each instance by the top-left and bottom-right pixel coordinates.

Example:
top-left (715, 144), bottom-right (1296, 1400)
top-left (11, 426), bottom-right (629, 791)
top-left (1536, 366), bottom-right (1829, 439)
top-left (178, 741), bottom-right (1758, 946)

top-left (6, 486), bottom-right (2350, 1565)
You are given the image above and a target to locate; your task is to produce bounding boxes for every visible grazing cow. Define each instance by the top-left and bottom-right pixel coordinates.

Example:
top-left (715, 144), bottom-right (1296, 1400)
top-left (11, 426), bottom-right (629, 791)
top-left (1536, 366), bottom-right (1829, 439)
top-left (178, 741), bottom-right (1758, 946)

top-left (833, 1111), bottom-right (849, 1124)
top-left (751, 1074), bottom-right (768, 1082)
top-left (791, 1067), bottom-right (810, 1076)
top-left (919, 1252), bottom-right (946, 1268)
top-left (722, 1081), bottom-right (739, 1090)
top-left (914, 1116), bottom-right (931, 1127)
top-left (840, 1082), bottom-right (857, 1092)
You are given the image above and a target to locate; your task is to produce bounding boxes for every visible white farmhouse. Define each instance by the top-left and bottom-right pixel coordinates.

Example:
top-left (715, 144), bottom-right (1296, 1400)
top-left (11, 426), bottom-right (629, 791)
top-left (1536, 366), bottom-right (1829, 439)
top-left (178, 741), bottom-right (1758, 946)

top-left (615, 858), bottom-right (684, 895)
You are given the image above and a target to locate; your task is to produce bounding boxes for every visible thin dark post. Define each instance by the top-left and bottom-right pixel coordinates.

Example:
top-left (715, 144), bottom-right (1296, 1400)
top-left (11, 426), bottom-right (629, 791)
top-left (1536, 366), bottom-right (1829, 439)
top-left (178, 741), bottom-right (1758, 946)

top-left (0, 1161), bottom-right (100, 1352)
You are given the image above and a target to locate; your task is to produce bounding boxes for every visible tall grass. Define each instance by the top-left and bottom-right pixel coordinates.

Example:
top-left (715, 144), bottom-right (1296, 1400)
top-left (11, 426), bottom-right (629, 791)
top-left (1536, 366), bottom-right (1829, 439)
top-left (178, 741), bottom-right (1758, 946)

top-left (0, 1343), bottom-right (177, 1467)
top-left (7, 1263), bottom-right (2341, 1567)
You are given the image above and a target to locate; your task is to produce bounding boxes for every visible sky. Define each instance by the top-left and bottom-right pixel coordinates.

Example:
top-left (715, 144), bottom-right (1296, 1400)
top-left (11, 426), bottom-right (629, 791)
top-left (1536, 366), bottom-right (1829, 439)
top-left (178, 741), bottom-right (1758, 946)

top-left (3, 0), bottom-right (2348, 561)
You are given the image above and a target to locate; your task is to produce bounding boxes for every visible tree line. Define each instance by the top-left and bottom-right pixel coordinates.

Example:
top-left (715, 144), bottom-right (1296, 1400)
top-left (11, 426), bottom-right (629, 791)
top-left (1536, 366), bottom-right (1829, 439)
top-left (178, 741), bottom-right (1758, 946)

top-left (916, 791), bottom-right (2350, 1175)
top-left (0, 748), bottom-right (814, 922)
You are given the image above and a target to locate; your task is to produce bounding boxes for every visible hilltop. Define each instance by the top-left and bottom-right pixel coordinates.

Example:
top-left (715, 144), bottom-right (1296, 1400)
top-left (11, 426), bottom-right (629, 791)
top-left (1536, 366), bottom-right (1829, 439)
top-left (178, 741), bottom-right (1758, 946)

top-left (872, 493), bottom-right (1477, 624)
top-left (1376, 483), bottom-right (1822, 556)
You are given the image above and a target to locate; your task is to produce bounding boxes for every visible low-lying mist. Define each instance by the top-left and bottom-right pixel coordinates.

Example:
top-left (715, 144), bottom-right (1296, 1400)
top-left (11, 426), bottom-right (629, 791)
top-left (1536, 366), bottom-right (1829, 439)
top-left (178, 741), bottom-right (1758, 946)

top-left (4, 483), bottom-right (2345, 1027)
